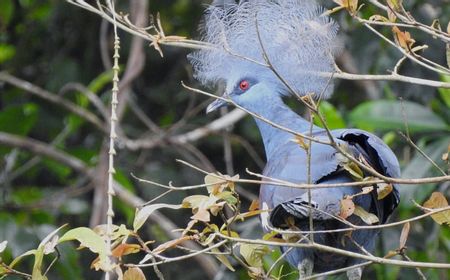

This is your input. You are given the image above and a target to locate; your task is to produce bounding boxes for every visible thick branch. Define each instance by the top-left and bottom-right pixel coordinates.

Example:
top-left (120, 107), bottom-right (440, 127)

top-left (0, 72), bottom-right (108, 133)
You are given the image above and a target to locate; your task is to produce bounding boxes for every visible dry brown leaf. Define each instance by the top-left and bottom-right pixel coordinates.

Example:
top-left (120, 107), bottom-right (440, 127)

top-left (387, 9), bottom-right (397, 22)
top-left (191, 208), bottom-right (211, 222)
top-left (399, 222), bottom-right (410, 249)
top-left (249, 199), bottom-right (260, 211)
top-left (392, 26), bottom-right (415, 50)
top-left (204, 173), bottom-right (226, 195)
top-left (339, 197), bottom-right (355, 219)
top-left (423, 192), bottom-right (450, 225)
top-left (384, 250), bottom-right (398, 259)
top-left (377, 183), bottom-right (394, 200)
top-left (387, 0), bottom-right (403, 11)
top-left (153, 236), bottom-right (194, 254)
top-left (361, 186), bottom-right (374, 195)
top-left (123, 267), bottom-right (146, 280)
top-left (333, 0), bottom-right (358, 13)
top-left (446, 20), bottom-right (450, 66)
top-left (342, 162), bottom-right (364, 181)
top-left (369, 15), bottom-right (389, 22)
top-left (446, 41), bottom-right (450, 69)
top-left (112, 244), bottom-right (141, 258)
top-left (209, 201), bottom-right (226, 216)
top-left (182, 219), bottom-right (198, 236)
top-left (353, 206), bottom-right (379, 224)
top-left (346, 0), bottom-right (358, 14)
top-left (230, 210), bottom-right (265, 224)
top-left (292, 135), bottom-right (309, 150)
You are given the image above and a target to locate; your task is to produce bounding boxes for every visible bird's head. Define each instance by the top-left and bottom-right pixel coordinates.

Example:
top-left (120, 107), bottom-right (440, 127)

top-left (206, 71), bottom-right (282, 113)
top-left (188, 0), bottom-right (339, 113)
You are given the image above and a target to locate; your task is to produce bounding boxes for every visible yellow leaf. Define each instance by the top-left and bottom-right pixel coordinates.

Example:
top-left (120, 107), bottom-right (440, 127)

top-left (339, 197), bottom-right (355, 219)
top-left (423, 192), bottom-right (450, 226)
top-left (353, 206), bottom-right (379, 224)
top-left (377, 183), bottom-right (394, 200)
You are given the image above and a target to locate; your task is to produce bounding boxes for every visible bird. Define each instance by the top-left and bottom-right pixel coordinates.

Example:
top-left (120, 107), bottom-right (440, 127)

top-left (188, 0), bottom-right (400, 279)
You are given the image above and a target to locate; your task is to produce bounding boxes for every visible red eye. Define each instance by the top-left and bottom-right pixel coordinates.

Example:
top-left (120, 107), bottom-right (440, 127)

top-left (239, 80), bottom-right (250, 91)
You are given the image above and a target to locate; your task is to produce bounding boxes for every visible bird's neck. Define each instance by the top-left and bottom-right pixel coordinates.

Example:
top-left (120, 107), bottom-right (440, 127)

top-left (247, 97), bottom-right (315, 160)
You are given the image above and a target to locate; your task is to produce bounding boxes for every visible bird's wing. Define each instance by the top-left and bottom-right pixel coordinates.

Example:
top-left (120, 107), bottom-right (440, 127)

top-left (333, 128), bottom-right (400, 223)
top-left (260, 129), bottom-right (400, 230)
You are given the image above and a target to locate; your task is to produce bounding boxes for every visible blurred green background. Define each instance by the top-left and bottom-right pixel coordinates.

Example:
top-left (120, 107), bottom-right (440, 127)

top-left (0, 0), bottom-right (449, 279)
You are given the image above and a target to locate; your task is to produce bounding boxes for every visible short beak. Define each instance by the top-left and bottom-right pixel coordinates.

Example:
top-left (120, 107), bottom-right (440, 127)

top-left (206, 96), bottom-right (228, 113)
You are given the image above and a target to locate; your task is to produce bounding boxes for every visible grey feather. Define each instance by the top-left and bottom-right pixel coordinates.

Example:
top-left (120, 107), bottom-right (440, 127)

top-left (189, 0), bottom-right (338, 98)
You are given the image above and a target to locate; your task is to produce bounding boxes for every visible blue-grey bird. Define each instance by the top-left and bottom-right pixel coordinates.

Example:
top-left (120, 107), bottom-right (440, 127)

top-left (189, 0), bottom-right (400, 279)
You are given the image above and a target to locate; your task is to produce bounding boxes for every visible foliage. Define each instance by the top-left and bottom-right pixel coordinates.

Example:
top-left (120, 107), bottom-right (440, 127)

top-left (0, 0), bottom-right (449, 279)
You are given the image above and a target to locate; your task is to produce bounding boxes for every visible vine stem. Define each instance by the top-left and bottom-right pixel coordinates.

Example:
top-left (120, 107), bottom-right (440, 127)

top-left (105, 0), bottom-right (119, 279)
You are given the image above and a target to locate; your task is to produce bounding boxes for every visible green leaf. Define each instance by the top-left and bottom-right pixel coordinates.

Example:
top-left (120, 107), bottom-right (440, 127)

top-left (215, 191), bottom-right (238, 205)
top-left (133, 204), bottom-right (182, 231)
top-left (400, 137), bottom-right (449, 203)
top-left (438, 75), bottom-right (450, 108)
top-left (31, 225), bottom-right (66, 280)
top-left (88, 70), bottom-right (113, 94)
top-left (0, 103), bottom-right (38, 135)
top-left (0, 241), bottom-right (7, 253)
top-left (42, 158), bottom-right (71, 180)
top-left (314, 101), bottom-right (346, 129)
top-left (0, 44), bottom-right (15, 64)
top-left (240, 243), bottom-right (271, 268)
top-left (349, 100), bottom-right (448, 132)
top-left (59, 227), bottom-right (110, 271)
top-left (211, 246), bottom-right (235, 271)
top-left (9, 249), bottom-right (36, 268)
top-left (0, 0), bottom-right (14, 26)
